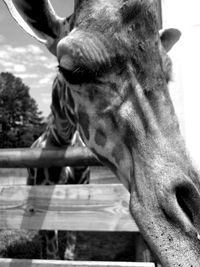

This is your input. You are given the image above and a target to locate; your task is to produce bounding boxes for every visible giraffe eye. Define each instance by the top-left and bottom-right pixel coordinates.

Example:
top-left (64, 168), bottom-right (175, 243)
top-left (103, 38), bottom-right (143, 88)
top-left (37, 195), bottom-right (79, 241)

top-left (58, 65), bottom-right (97, 85)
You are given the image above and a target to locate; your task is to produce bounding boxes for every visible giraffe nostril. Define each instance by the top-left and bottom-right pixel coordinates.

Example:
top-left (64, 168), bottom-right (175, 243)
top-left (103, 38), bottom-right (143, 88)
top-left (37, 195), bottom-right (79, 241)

top-left (173, 181), bottom-right (200, 235)
top-left (160, 180), bottom-right (200, 236)
top-left (176, 185), bottom-right (194, 224)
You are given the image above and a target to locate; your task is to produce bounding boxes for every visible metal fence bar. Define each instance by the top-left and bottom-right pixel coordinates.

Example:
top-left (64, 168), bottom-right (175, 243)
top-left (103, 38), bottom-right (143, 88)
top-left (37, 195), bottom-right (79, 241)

top-left (0, 147), bottom-right (101, 168)
top-left (0, 259), bottom-right (156, 267)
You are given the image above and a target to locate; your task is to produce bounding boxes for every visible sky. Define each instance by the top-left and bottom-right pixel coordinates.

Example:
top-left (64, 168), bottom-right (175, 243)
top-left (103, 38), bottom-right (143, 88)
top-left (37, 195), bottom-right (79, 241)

top-left (161, 0), bottom-right (200, 166)
top-left (0, 0), bottom-right (74, 117)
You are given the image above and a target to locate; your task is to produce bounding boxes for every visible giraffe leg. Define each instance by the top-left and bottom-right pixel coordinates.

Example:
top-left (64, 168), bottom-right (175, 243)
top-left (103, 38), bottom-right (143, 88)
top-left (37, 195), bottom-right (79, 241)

top-left (64, 232), bottom-right (76, 260)
top-left (64, 231), bottom-right (77, 260)
top-left (58, 231), bottom-right (77, 260)
top-left (40, 230), bottom-right (60, 260)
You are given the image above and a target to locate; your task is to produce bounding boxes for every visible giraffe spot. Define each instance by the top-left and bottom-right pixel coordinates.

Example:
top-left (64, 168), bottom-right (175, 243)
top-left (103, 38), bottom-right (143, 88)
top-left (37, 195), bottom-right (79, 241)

top-left (123, 124), bottom-right (138, 153)
top-left (94, 127), bottom-right (107, 147)
top-left (112, 144), bottom-right (124, 164)
top-left (77, 108), bottom-right (90, 140)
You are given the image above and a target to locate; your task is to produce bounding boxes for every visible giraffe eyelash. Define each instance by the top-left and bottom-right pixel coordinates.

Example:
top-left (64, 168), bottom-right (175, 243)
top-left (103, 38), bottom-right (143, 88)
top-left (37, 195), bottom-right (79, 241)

top-left (58, 65), bottom-right (97, 84)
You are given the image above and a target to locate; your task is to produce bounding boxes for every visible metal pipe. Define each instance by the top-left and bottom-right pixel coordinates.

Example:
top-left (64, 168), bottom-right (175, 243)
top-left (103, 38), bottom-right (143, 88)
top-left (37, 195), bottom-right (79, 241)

top-left (0, 147), bottom-right (101, 168)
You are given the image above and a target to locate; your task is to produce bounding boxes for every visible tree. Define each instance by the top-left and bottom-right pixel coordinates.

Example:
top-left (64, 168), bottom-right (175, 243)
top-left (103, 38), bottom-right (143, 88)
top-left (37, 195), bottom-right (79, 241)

top-left (0, 72), bottom-right (46, 148)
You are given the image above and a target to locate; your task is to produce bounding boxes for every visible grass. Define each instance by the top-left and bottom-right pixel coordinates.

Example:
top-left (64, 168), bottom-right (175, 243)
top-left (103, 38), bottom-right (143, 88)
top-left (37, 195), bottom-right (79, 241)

top-left (0, 230), bottom-right (140, 261)
top-left (0, 168), bottom-right (152, 262)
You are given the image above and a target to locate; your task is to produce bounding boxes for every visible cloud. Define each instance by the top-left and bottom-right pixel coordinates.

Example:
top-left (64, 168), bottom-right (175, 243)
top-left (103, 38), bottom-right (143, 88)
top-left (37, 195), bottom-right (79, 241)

top-left (0, 44), bottom-right (56, 69)
top-left (41, 93), bottom-right (51, 104)
top-left (13, 64), bottom-right (26, 73)
top-left (1, 44), bottom-right (43, 55)
top-left (43, 61), bottom-right (57, 69)
top-left (0, 59), bottom-right (26, 73)
top-left (16, 73), bottom-right (39, 79)
top-left (38, 73), bottom-right (56, 86)
top-left (28, 45), bottom-right (43, 54)
top-left (0, 44), bottom-right (57, 81)
top-left (0, 60), bottom-right (14, 68)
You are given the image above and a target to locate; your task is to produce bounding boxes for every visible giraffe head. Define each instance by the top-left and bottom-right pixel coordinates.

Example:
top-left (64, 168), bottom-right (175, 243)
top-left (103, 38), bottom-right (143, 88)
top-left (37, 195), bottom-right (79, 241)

top-left (4, 0), bottom-right (200, 266)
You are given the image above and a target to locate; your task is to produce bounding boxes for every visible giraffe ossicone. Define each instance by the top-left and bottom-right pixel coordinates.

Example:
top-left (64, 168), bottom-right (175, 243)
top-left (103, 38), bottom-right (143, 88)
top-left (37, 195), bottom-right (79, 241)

top-left (3, 0), bottom-right (200, 266)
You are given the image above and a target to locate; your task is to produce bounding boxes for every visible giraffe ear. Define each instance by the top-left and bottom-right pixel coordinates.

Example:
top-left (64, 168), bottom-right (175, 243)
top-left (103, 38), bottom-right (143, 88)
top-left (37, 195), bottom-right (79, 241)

top-left (160, 28), bottom-right (181, 52)
top-left (3, 0), bottom-right (67, 55)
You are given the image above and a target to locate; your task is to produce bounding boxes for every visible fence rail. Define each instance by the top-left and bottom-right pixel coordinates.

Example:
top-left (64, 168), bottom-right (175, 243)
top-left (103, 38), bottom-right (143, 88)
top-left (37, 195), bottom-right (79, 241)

top-left (0, 184), bottom-right (138, 232)
top-left (0, 147), bottom-right (101, 168)
top-left (0, 259), bottom-right (155, 267)
top-left (0, 148), bottom-right (156, 266)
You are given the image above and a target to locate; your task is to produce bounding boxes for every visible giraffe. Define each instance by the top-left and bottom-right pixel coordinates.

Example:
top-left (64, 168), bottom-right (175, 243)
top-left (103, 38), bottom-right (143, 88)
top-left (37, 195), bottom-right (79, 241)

top-left (3, 0), bottom-right (200, 266)
top-left (27, 74), bottom-right (90, 260)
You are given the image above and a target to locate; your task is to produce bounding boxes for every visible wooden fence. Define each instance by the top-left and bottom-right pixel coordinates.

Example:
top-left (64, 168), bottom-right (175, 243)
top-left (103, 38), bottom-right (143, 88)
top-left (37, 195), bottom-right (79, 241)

top-left (0, 147), bottom-right (157, 267)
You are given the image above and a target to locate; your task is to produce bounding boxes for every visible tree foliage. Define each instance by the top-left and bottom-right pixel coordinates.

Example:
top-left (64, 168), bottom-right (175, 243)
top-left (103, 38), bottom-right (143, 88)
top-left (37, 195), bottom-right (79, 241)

top-left (0, 72), bottom-right (46, 148)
